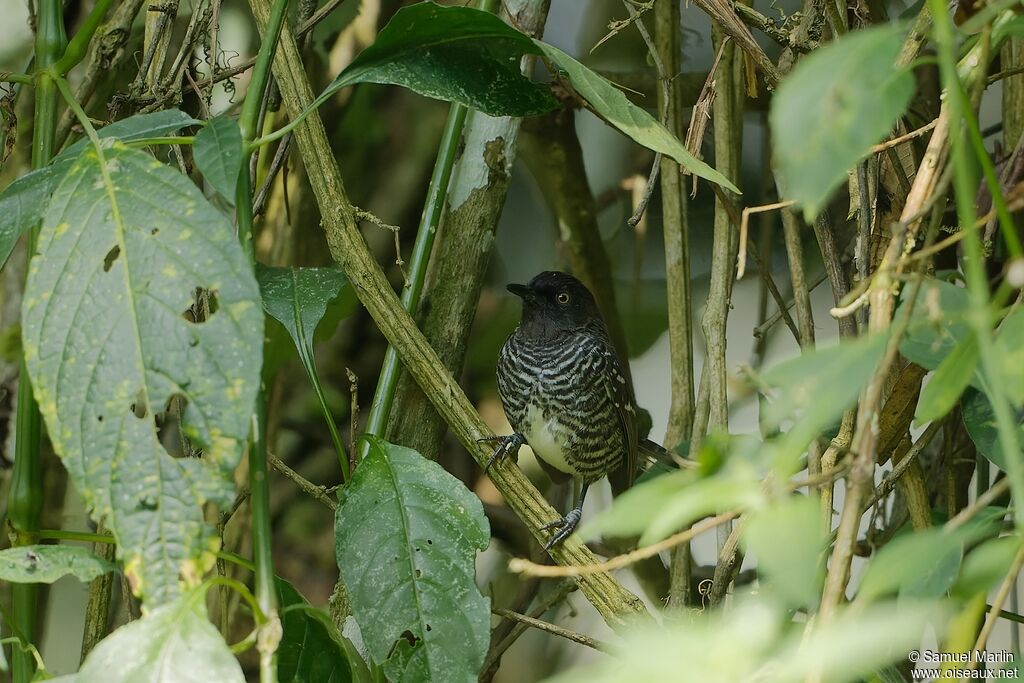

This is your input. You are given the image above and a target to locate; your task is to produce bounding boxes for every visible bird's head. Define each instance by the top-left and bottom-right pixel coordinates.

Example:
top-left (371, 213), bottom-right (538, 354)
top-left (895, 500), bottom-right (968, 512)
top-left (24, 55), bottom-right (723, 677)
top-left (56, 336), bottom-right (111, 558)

top-left (507, 271), bottom-right (603, 337)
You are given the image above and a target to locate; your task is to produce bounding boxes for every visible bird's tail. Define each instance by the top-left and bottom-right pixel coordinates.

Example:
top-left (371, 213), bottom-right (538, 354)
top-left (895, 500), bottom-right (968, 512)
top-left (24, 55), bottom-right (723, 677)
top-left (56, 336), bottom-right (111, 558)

top-left (639, 438), bottom-right (676, 472)
top-left (610, 438), bottom-right (680, 495)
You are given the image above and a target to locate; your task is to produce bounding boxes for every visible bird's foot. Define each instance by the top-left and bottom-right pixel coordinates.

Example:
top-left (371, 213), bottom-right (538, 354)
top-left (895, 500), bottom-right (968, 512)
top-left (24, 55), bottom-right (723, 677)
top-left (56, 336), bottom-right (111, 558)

top-left (478, 433), bottom-right (525, 472)
top-left (541, 508), bottom-right (582, 550)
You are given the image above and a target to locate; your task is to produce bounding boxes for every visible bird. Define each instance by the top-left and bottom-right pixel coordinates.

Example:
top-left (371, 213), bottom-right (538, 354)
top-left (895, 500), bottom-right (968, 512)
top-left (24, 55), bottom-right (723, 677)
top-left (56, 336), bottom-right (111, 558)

top-left (486, 270), bottom-right (658, 549)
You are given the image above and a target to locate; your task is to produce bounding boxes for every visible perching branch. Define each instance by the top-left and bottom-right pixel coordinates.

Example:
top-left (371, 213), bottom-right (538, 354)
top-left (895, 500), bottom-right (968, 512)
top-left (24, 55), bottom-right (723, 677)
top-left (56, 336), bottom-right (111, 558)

top-left (247, 0), bottom-right (648, 626)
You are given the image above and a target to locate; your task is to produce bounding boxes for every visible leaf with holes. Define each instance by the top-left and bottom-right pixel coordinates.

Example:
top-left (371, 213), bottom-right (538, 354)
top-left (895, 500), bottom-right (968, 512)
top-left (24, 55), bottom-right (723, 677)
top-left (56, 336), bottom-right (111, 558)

top-left (0, 109), bottom-right (200, 271)
top-left (277, 578), bottom-right (370, 683)
top-left (22, 141), bottom-right (262, 606)
top-left (335, 437), bottom-right (490, 683)
top-left (73, 585), bottom-right (244, 683)
top-left (194, 115), bottom-right (243, 202)
top-left (770, 23), bottom-right (914, 220)
top-left (0, 545), bottom-right (117, 584)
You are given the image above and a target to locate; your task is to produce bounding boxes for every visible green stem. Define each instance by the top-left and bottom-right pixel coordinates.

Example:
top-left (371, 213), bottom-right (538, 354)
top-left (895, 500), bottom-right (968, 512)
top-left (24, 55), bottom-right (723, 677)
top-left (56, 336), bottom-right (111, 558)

top-left (360, 103), bottom-right (469, 452)
top-left (125, 135), bottom-right (196, 147)
top-left (204, 575), bottom-right (267, 624)
top-left (357, 0), bottom-right (500, 458)
top-left (298, 342), bottom-right (349, 480)
top-left (235, 3), bottom-right (290, 682)
top-left (0, 72), bottom-right (33, 85)
top-left (51, 0), bottom-right (114, 75)
top-left (36, 529), bottom-right (111, 544)
top-left (8, 3), bottom-right (66, 681)
top-left (238, 0), bottom-right (291, 143)
top-left (929, 0), bottom-right (1024, 529)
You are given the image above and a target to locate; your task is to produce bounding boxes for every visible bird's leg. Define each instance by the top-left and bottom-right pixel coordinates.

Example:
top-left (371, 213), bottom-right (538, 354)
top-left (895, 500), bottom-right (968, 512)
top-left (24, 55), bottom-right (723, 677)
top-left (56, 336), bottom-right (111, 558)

top-left (541, 483), bottom-right (589, 550)
top-left (477, 433), bottom-right (525, 471)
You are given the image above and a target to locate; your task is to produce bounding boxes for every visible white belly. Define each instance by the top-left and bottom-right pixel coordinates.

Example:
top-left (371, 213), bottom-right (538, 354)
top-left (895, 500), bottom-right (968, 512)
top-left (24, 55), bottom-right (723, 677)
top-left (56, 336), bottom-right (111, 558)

top-left (522, 404), bottom-right (575, 474)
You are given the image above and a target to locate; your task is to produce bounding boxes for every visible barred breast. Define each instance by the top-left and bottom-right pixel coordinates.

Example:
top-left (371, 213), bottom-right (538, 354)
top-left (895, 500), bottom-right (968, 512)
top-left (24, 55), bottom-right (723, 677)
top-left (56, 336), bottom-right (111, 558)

top-left (496, 326), bottom-right (633, 484)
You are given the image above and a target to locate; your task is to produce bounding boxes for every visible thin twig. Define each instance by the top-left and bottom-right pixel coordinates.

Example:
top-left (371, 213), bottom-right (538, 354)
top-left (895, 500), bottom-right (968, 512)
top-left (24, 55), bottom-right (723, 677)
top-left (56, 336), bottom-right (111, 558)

top-left (968, 545), bottom-right (1024, 673)
top-left (737, 200), bottom-right (794, 279)
top-left (491, 607), bottom-right (608, 651)
top-left (267, 452), bottom-right (337, 510)
top-left (862, 421), bottom-right (942, 512)
top-left (509, 511), bottom-right (740, 578)
top-left (870, 118), bottom-right (940, 153)
top-left (623, 0), bottom-right (668, 230)
top-left (946, 478), bottom-right (1011, 532)
top-left (481, 581), bottom-right (576, 675)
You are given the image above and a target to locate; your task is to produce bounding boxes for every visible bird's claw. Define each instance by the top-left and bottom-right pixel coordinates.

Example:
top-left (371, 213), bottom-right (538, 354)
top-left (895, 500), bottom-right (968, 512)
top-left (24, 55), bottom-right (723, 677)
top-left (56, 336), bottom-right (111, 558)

top-left (542, 508), bottom-right (582, 550)
top-left (478, 433), bottom-right (525, 472)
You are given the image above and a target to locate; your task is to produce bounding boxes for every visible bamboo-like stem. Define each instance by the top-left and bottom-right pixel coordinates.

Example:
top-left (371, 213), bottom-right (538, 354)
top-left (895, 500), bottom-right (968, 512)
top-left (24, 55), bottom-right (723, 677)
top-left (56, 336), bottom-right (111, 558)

top-left (362, 103), bottom-right (469, 449)
top-left (699, 24), bottom-right (742, 559)
top-left (654, 0), bottom-right (694, 609)
top-left (0, 72), bottom-right (33, 85)
top-left (778, 212), bottom-right (815, 347)
top-left (235, 1), bottom-right (293, 680)
top-left (387, 0), bottom-right (552, 459)
top-left (79, 524), bottom-right (116, 662)
top-left (55, 0), bottom-right (147, 147)
top-left (1004, 37), bottom-right (1024, 148)
top-left (929, 0), bottom-right (1023, 527)
top-left (52, 0), bottom-right (115, 75)
top-left (246, 0), bottom-right (648, 624)
top-left (657, 0), bottom-right (695, 448)
top-left (8, 2), bottom-right (66, 680)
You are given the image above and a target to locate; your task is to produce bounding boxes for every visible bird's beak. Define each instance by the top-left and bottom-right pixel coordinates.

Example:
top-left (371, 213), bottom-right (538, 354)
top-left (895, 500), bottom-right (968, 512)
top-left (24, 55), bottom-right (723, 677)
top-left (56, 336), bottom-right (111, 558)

top-left (506, 283), bottom-right (530, 299)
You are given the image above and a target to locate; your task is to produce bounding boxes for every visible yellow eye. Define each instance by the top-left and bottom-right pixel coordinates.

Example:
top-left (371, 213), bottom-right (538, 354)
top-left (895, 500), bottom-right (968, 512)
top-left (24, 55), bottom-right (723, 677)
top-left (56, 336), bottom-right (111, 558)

top-left (556, 292), bottom-right (570, 304)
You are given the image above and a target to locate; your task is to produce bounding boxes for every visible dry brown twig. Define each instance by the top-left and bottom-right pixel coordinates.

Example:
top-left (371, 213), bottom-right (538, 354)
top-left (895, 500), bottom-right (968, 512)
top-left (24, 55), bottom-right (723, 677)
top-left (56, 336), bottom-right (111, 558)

top-left (736, 200), bottom-right (795, 278)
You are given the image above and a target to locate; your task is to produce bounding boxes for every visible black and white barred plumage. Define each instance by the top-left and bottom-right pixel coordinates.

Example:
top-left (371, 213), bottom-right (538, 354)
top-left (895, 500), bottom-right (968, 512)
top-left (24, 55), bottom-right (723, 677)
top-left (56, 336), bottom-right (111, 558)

top-left (492, 271), bottom-right (640, 547)
top-left (497, 317), bottom-right (637, 484)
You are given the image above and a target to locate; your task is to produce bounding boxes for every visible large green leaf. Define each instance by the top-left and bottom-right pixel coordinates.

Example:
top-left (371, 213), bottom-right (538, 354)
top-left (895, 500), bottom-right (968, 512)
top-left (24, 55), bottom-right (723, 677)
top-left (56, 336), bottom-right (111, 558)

top-left (0, 109), bottom-right (200, 271)
top-left (742, 496), bottom-right (825, 609)
top-left (319, 3), bottom-right (736, 191)
top-left (256, 264), bottom-right (357, 361)
top-left (915, 335), bottom-right (980, 424)
top-left (0, 545), bottom-right (117, 584)
top-left (546, 599), bottom-right (940, 683)
top-left (73, 587), bottom-right (244, 683)
top-left (898, 277), bottom-right (971, 371)
top-left (323, 1), bottom-right (555, 116)
top-left (193, 115), bottom-right (243, 202)
top-left (22, 142), bottom-right (262, 605)
top-left (257, 264), bottom-right (357, 458)
top-left (952, 535), bottom-right (1023, 598)
top-left (534, 42), bottom-right (739, 193)
top-left (761, 332), bottom-right (890, 473)
top-left (336, 437), bottom-right (490, 683)
top-left (771, 23), bottom-right (914, 220)
top-left (858, 529), bottom-right (964, 602)
top-left (277, 579), bottom-right (369, 683)
top-left (581, 435), bottom-right (765, 544)
top-left (994, 308), bottom-right (1024, 407)
top-left (962, 388), bottom-right (1024, 469)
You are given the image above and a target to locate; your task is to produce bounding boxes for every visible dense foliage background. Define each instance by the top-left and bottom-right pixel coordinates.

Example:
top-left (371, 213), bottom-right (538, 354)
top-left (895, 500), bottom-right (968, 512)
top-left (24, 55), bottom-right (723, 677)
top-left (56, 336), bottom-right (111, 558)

top-left (0, 0), bottom-right (1023, 681)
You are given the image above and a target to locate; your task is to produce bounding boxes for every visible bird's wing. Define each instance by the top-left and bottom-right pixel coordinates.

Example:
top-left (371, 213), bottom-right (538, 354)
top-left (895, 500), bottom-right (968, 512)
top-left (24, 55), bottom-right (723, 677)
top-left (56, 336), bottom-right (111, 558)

top-left (601, 344), bottom-right (639, 493)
